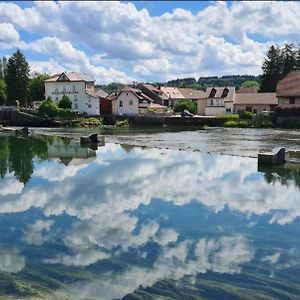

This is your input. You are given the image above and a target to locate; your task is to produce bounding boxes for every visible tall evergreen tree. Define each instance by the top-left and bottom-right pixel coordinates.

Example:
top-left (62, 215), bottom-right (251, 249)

top-left (5, 49), bottom-right (30, 106)
top-left (282, 43), bottom-right (297, 77)
top-left (260, 45), bottom-right (282, 92)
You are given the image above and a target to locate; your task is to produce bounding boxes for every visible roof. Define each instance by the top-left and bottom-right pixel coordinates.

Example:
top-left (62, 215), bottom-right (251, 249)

top-left (95, 87), bottom-right (108, 98)
top-left (45, 71), bottom-right (95, 83)
top-left (237, 87), bottom-right (259, 94)
top-left (140, 83), bottom-right (169, 100)
top-left (206, 87), bottom-right (235, 102)
top-left (277, 71), bottom-right (300, 97)
top-left (111, 87), bottom-right (154, 102)
top-left (177, 88), bottom-right (206, 99)
top-left (160, 87), bottom-right (184, 99)
top-left (235, 93), bottom-right (277, 105)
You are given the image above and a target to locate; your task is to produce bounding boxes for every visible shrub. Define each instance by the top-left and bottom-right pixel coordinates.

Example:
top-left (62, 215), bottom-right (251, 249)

top-left (173, 100), bottom-right (197, 114)
top-left (57, 108), bottom-right (75, 118)
top-left (115, 119), bottom-right (130, 127)
top-left (223, 120), bottom-right (238, 127)
top-left (38, 97), bottom-right (59, 119)
top-left (239, 111), bottom-right (254, 120)
top-left (216, 114), bottom-right (239, 121)
top-left (74, 117), bottom-right (102, 127)
top-left (59, 95), bottom-right (72, 109)
top-left (238, 120), bottom-right (250, 128)
top-left (252, 112), bottom-right (273, 128)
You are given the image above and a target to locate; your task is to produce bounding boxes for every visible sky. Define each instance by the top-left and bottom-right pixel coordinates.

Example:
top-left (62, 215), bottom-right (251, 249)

top-left (0, 1), bottom-right (299, 84)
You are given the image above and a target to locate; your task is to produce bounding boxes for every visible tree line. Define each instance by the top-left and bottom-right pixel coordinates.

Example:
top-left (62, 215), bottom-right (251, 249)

top-left (0, 49), bottom-right (49, 106)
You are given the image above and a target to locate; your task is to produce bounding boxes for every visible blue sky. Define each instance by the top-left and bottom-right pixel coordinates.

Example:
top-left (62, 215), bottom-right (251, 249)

top-left (0, 1), bottom-right (299, 84)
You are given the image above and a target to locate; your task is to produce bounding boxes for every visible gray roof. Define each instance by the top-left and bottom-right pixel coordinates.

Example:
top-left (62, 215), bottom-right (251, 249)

top-left (95, 87), bottom-right (108, 98)
top-left (45, 71), bottom-right (95, 82)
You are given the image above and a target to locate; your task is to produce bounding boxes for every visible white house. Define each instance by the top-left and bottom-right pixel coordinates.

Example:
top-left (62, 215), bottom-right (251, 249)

top-left (111, 88), bottom-right (153, 115)
top-left (44, 72), bottom-right (100, 115)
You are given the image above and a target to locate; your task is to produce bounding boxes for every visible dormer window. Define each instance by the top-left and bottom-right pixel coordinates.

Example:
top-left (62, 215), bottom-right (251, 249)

top-left (221, 88), bottom-right (229, 98)
top-left (209, 88), bottom-right (216, 98)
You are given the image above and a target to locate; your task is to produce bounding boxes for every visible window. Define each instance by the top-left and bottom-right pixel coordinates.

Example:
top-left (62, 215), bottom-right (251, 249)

top-left (221, 88), bottom-right (229, 98)
top-left (88, 104), bottom-right (92, 108)
top-left (74, 95), bottom-right (78, 102)
top-left (290, 97), bottom-right (295, 104)
top-left (119, 100), bottom-right (123, 107)
top-left (129, 100), bottom-right (133, 105)
top-left (209, 88), bottom-right (216, 98)
top-left (55, 87), bottom-right (58, 94)
top-left (72, 85), bottom-right (76, 92)
top-left (74, 103), bottom-right (78, 110)
top-left (126, 93), bottom-right (129, 96)
top-left (226, 108), bottom-right (231, 112)
top-left (210, 99), bottom-right (214, 106)
top-left (63, 85), bottom-right (66, 93)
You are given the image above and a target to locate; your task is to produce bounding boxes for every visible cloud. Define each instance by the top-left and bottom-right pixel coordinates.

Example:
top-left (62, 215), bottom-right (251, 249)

top-left (23, 219), bottom-right (54, 246)
top-left (0, 1), bottom-right (299, 82)
top-left (44, 249), bottom-right (110, 267)
top-left (262, 252), bottom-right (281, 264)
top-left (0, 249), bottom-right (25, 273)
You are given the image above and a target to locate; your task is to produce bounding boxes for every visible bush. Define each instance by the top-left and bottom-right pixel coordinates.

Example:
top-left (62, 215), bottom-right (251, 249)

top-left (239, 111), bottom-right (254, 120)
top-left (216, 114), bottom-right (239, 121)
top-left (252, 112), bottom-right (273, 128)
top-left (74, 117), bottom-right (102, 127)
top-left (38, 97), bottom-right (59, 120)
top-left (59, 95), bottom-right (72, 109)
top-left (238, 120), bottom-right (250, 128)
top-left (223, 120), bottom-right (238, 127)
top-left (57, 108), bottom-right (75, 118)
top-left (173, 100), bottom-right (197, 114)
top-left (115, 119), bottom-right (130, 127)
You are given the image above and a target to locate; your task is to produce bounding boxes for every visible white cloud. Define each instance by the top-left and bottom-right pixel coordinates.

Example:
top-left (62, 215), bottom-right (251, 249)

top-left (0, 23), bottom-right (22, 49)
top-left (0, 249), bottom-right (25, 273)
top-left (24, 219), bottom-right (54, 246)
top-left (1, 1), bottom-right (300, 81)
top-left (262, 252), bottom-right (281, 264)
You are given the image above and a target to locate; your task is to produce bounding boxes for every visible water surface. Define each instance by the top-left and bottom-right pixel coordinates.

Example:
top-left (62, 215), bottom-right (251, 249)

top-left (0, 134), bottom-right (299, 299)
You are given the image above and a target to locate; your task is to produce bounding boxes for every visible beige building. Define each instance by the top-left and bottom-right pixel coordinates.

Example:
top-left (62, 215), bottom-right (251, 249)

top-left (204, 87), bottom-right (235, 116)
top-left (234, 93), bottom-right (277, 113)
top-left (277, 71), bottom-right (300, 105)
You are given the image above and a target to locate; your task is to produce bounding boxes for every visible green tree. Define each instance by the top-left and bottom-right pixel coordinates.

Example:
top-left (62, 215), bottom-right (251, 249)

top-left (27, 72), bottom-right (50, 105)
top-left (0, 79), bottom-right (6, 105)
top-left (38, 96), bottom-right (59, 119)
top-left (5, 49), bottom-right (30, 106)
top-left (173, 100), bottom-right (197, 114)
top-left (241, 81), bottom-right (260, 89)
top-left (58, 95), bottom-right (72, 109)
top-left (282, 43), bottom-right (297, 77)
top-left (260, 45), bottom-right (282, 92)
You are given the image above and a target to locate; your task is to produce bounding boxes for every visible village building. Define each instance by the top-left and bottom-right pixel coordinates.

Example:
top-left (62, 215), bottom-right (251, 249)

top-left (111, 88), bottom-right (154, 115)
top-left (138, 84), bottom-right (170, 106)
top-left (204, 87), bottom-right (235, 116)
top-left (234, 93), bottom-right (277, 113)
top-left (44, 72), bottom-right (100, 115)
top-left (276, 71), bottom-right (300, 105)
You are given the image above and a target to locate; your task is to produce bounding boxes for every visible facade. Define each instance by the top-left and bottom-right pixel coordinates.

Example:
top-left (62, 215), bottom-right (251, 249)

top-left (234, 93), bottom-right (277, 113)
top-left (111, 88), bottom-right (153, 116)
top-left (44, 72), bottom-right (100, 115)
top-left (204, 87), bottom-right (235, 116)
top-left (277, 71), bottom-right (300, 105)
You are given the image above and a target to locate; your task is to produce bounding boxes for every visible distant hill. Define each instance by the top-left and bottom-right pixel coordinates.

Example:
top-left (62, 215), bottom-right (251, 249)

top-left (99, 75), bottom-right (261, 94)
top-left (162, 75), bottom-right (261, 90)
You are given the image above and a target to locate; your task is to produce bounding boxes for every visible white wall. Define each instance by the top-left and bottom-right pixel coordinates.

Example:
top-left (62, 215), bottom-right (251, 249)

top-left (112, 91), bottom-right (139, 115)
top-left (45, 81), bottom-right (99, 115)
